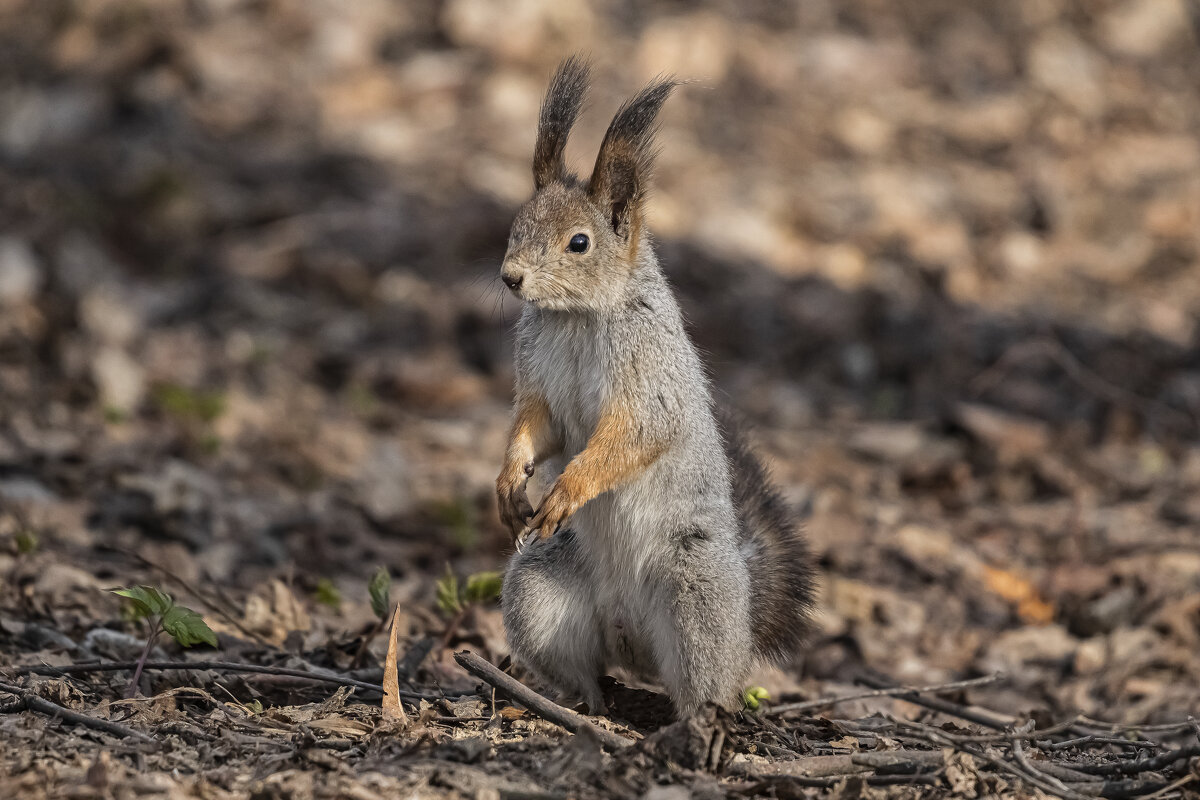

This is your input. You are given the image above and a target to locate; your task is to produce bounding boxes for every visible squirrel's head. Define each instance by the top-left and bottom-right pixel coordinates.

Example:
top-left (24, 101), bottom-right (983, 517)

top-left (501, 57), bottom-right (676, 312)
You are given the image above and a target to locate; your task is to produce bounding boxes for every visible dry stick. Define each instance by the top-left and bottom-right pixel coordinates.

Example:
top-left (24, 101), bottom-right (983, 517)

top-left (854, 674), bottom-right (1013, 730)
top-left (729, 750), bottom-right (944, 779)
top-left (1138, 774), bottom-right (1197, 800)
top-left (768, 673), bottom-right (1004, 716)
top-left (969, 337), bottom-right (1196, 431)
top-left (896, 718), bottom-right (1185, 800)
top-left (0, 679), bottom-right (155, 744)
top-left (738, 774), bottom-right (940, 792)
top-left (7, 661), bottom-right (463, 702)
top-left (899, 722), bottom-right (1098, 800)
top-left (1066, 744), bottom-right (1200, 777)
top-left (1012, 736), bottom-right (1078, 796)
top-left (1045, 735), bottom-right (1164, 752)
top-left (453, 650), bottom-right (632, 752)
top-left (1078, 717), bottom-right (1200, 736)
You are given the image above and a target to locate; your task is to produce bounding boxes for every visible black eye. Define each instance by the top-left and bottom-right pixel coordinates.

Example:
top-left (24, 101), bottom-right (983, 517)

top-left (567, 233), bottom-right (589, 253)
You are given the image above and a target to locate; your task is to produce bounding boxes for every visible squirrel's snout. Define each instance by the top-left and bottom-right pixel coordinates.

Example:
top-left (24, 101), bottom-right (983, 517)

top-left (501, 262), bottom-right (525, 292)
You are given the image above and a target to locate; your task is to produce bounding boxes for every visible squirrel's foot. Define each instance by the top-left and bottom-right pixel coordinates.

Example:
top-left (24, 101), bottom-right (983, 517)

top-left (561, 686), bottom-right (607, 717)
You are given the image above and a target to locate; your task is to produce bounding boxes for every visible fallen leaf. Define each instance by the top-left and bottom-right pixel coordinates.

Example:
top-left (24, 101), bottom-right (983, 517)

top-left (497, 706), bottom-right (525, 720)
top-left (382, 604), bottom-right (408, 725)
top-left (981, 565), bottom-right (1055, 624)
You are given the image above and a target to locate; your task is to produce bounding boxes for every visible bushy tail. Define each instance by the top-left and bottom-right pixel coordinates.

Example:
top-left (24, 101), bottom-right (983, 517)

top-left (719, 409), bottom-right (817, 663)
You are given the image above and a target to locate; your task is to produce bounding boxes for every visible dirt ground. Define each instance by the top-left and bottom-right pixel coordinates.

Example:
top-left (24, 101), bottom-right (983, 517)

top-left (3, 1), bottom-right (1200, 797)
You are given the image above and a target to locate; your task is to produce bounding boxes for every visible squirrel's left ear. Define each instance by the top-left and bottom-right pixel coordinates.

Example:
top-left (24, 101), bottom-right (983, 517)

top-left (587, 78), bottom-right (677, 243)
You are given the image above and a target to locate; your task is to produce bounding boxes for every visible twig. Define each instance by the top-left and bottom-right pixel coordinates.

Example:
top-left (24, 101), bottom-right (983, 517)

top-left (769, 673), bottom-right (1004, 716)
top-left (1066, 745), bottom-right (1200, 776)
top-left (969, 336), bottom-right (1196, 431)
top-left (1077, 717), bottom-right (1200, 735)
top-left (453, 650), bottom-right (632, 752)
top-left (5, 660), bottom-right (462, 702)
top-left (897, 721), bottom-right (1098, 800)
top-left (854, 674), bottom-right (1014, 730)
top-left (737, 774), bottom-right (940, 791)
top-left (1012, 736), bottom-right (1078, 796)
top-left (1137, 774), bottom-right (1196, 800)
top-left (728, 749), bottom-right (943, 779)
top-left (0, 679), bottom-right (155, 744)
top-left (1044, 735), bottom-right (1163, 751)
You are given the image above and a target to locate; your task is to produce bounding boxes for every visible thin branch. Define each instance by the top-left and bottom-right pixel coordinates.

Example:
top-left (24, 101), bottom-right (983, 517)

top-left (1012, 736), bottom-right (1078, 796)
top-left (769, 673), bottom-right (1004, 716)
top-left (1137, 774), bottom-right (1196, 800)
top-left (453, 649), bottom-right (632, 752)
top-left (5, 660), bottom-right (462, 702)
top-left (898, 721), bottom-right (1098, 800)
top-left (728, 750), bottom-right (943, 779)
top-left (1066, 745), bottom-right (1200, 777)
top-left (736, 774), bottom-right (940, 792)
top-left (970, 336), bottom-right (1196, 431)
top-left (1044, 735), bottom-right (1163, 752)
top-left (854, 674), bottom-right (1014, 730)
top-left (1077, 717), bottom-right (1200, 735)
top-left (0, 679), bottom-right (155, 744)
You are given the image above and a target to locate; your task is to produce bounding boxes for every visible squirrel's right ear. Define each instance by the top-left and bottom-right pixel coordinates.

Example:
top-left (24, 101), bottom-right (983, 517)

top-left (533, 57), bottom-right (590, 191)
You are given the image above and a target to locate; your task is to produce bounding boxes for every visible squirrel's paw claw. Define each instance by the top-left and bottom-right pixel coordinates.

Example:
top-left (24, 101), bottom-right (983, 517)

top-left (516, 527), bottom-right (538, 551)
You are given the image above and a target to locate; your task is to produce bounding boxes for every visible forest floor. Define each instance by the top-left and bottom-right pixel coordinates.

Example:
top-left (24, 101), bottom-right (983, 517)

top-left (3, 1), bottom-right (1200, 797)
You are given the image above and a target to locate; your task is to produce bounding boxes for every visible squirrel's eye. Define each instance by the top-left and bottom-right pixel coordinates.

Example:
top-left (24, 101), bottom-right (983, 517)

top-left (567, 233), bottom-right (589, 254)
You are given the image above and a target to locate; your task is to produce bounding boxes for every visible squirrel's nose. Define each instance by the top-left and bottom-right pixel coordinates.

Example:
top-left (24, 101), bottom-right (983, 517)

top-left (501, 271), bottom-right (523, 290)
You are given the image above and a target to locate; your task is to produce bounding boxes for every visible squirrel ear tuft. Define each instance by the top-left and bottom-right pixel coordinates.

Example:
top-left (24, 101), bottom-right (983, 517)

top-left (587, 78), bottom-right (677, 238)
top-left (533, 56), bottom-right (591, 191)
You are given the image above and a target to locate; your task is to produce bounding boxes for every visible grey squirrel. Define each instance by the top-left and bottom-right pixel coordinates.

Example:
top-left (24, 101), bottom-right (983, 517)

top-left (495, 57), bottom-right (815, 716)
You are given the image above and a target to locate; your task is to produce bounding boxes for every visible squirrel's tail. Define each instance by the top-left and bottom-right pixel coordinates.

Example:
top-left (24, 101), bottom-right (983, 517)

top-left (719, 409), bottom-right (817, 664)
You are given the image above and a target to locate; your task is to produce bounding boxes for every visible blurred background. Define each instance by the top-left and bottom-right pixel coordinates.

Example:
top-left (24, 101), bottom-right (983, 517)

top-left (2, 0), bottom-right (1200, 725)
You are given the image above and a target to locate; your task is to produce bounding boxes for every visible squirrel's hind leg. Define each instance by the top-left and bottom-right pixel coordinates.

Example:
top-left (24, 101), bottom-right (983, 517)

top-left (650, 525), bottom-right (754, 717)
top-left (502, 529), bottom-right (607, 714)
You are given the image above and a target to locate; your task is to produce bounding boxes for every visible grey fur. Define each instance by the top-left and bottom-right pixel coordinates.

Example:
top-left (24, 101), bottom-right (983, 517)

top-left (499, 59), bottom-right (815, 717)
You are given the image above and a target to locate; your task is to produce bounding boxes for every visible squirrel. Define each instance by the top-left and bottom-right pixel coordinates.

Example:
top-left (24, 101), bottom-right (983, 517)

top-left (495, 57), bottom-right (815, 717)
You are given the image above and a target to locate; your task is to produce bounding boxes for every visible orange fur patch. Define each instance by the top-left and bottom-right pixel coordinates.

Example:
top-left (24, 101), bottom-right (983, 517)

top-left (499, 393), bottom-right (558, 488)
top-left (555, 401), bottom-right (666, 507)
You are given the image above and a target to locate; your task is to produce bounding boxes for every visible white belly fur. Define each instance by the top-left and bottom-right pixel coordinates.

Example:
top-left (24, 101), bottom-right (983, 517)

top-left (525, 314), bottom-right (672, 671)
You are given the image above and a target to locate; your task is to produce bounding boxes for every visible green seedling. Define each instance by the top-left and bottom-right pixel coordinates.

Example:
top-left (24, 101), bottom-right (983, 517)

top-left (112, 585), bottom-right (217, 697)
top-left (350, 566), bottom-right (394, 670)
top-left (153, 383), bottom-right (226, 424)
top-left (742, 686), bottom-right (770, 711)
top-left (434, 567), bottom-right (503, 649)
top-left (369, 566), bottom-right (391, 621)
top-left (14, 529), bottom-right (38, 555)
top-left (435, 567), bottom-right (503, 616)
top-left (314, 578), bottom-right (342, 611)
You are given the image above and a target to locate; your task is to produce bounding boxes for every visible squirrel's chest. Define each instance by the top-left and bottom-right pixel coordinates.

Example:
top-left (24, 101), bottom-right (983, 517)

top-left (524, 319), bottom-right (613, 448)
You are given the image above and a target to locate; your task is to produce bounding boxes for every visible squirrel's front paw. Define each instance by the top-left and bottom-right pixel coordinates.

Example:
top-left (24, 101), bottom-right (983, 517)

top-left (526, 480), bottom-right (581, 540)
top-left (497, 464), bottom-right (535, 540)
top-left (498, 484), bottom-right (535, 541)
